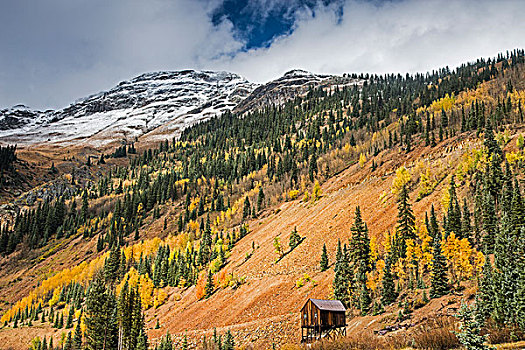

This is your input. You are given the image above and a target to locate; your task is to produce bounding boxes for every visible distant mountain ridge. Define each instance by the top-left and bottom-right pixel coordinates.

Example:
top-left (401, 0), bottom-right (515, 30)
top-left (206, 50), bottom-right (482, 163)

top-left (0, 69), bottom-right (362, 147)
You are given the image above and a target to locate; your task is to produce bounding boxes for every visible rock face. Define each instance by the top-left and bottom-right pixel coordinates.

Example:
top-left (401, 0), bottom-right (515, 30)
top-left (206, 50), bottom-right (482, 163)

top-left (234, 69), bottom-right (364, 114)
top-left (0, 71), bottom-right (257, 147)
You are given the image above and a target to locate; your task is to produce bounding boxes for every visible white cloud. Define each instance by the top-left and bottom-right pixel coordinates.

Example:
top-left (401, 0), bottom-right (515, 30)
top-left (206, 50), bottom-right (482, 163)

top-left (213, 0), bottom-right (525, 82)
top-left (0, 0), bottom-right (524, 109)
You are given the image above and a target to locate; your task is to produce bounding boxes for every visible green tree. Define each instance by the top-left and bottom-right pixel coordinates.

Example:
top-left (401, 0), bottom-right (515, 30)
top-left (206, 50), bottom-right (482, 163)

top-left (289, 227), bottom-right (302, 250)
top-left (320, 243), bottom-right (329, 272)
top-left (243, 197), bottom-right (250, 220)
top-left (455, 303), bottom-right (492, 350)
top-left (430, 235), bottom-right (449, 298)
top-left (73, 318), bottom-right (83, 350)
top-left (381, 255), bottom-right (397, 306)
top-left (333, 240), bottom-right (349, 305)
top-left (223, 330), bottom-right (235, 350)
top-left (257, 187), bottom-right (265, 212)
top-left (394, 184), bottom-right (415, 260)
top-left (85, 271), bottom-right (118, 350)
top-left (349, 206), bottom-right (371, 274)
top-left (205, 270), bottom-right (214, 298)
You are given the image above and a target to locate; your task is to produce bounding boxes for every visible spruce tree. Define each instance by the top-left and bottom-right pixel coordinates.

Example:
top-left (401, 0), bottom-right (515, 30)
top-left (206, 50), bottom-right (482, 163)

top-left (475, 257), bottom-right (494, 322)
top-left (257, 187), bottom-right (265, 212)
top-left (242, 197), bottom-right (250, 220)
top-left (62, 332), bottom-right (72, 350)
top-left (394, 184), bottom-right (415, 260)
top-left (223, 330), bottom-right (235, 350)
top-left (205, 270), bottom-right (214, 298)
top-left (381, 255), bottom-right (397, 306)
top-left (333, 240), bottom-right (349, 305)
top-left (85, 271), bottom-right (118, 350)
top-left (446, 176), bottom-right (462, 238)
top-left (455, 303), bottom-right (492, 350)
top-left (430, 235), bottom-right (449, 298)
top-left (320, 243), bottom-right (329, 272)
top-left (73, 318), bottom-right (83, 350)
top-left (349, 206), bottom-right (371, 274)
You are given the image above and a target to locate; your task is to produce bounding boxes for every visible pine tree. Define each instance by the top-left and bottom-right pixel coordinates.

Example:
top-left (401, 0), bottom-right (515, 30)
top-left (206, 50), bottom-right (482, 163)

top-left (85, 271), bottom-right (118, 350)
top-left (288, 226), bottom-right (302, 250)
top-left (476, 257), bottom-right (494, 322)
top-left (223, 330), bottom-right (235, 350)
top-left (66, 305), bottom-right (74, 328)
top-left (320, 243), bottom-right (329, 271)
top-left (430, 235), bottom-right (449, 298)
top-left (333, 240), bottom-right (349, 305)
top-left (73, 318), bottom-right (83, 350)
top-left (515, 229), bottom-right (525, 330)
top-left (359, 283), bottom-right (372, 315)
top-left (381, 255), bottom-right (397, 306)
top-left (394, 184), bottom-right (415, 260)
top-left (63, 332), bottom-right (73, 350)
top-left (205, 270), bottom-right (214, 298)
top-left (349, 206), bottom-right (371, 273)
top-left (257, 187), bottom-right (265, 212)
top-left (81, 191), bottom-right (89, 222)
top-left (242, 197), bottom-right (250, 220)
top-left (455, 303), bottom-right (492, 350)
top-left (446, 176), bottom-right (462, 238)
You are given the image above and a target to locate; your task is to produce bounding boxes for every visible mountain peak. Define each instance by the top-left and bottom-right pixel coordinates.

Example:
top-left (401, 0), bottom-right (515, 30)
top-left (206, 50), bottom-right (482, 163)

top-left (282, 69), bottom-right (313, 77)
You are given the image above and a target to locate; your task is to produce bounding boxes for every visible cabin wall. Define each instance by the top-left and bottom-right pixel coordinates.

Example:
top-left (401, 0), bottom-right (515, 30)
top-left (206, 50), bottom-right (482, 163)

top-left (302, 301), bottom-right (346, 327)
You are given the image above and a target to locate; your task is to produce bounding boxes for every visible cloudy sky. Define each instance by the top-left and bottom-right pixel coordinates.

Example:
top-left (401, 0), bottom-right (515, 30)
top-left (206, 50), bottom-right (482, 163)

top-left (1, 0), bottom-right (524, 110)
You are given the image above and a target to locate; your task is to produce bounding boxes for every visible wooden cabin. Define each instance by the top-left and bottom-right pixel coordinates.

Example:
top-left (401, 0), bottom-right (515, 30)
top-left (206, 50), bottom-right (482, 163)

top-left (300, 298), bottom-right (346, 342)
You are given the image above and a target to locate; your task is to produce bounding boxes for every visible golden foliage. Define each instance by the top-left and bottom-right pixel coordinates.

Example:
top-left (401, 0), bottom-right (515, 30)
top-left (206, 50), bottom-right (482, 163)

top-left (442, 232), bottom-right (483, 284)
top-left (391, 166), bottom-right (410, 194)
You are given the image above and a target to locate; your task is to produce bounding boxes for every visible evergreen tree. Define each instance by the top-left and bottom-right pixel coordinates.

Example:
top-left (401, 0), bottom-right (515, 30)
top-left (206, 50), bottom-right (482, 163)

top-left (349, 206), bottom-right (371, 273)
top-left (394, 184), bottom-right (415, 260)
top-left (223, 330), bottom-right (235, 350)
top-left (320, 243), bottom-right (329, 272)
top-left (332, 240), bottom-right (349, 305)
top-left (63, 332), bottom-right (73, 350)
top-left (430, 235), bottom-right (449, 298)
top-left (73, 318), bottom-right (83, 350)
top-left (288, 226), bottom-right (302, 250)
top-left (381, 255), bottom-right (397, 306)
top-left (85, 271), bottom-right (118, 350)
top-left (257, 187), bottom-right (265, 212)
top-left (242, 197), bottom-right (250, 220)
top-left (205, 270), bottom-right (214, 298)
top-left (476, 257), bottom-right (494, 322)
top-left (455, 303), bottom-right (492, 350)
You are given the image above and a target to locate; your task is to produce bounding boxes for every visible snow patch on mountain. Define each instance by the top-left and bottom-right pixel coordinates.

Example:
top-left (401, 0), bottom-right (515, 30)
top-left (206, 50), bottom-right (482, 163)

top-left (0, 70), bottom-right (257, 147)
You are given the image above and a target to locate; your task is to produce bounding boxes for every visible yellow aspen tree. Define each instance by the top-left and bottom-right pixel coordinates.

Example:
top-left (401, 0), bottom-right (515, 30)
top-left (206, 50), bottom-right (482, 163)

top-left (359, 153), bottom-right (367, 168)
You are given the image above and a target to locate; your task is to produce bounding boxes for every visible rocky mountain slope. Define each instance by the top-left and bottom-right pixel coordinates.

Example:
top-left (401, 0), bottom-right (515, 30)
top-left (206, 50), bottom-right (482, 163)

top-left (0, 71), bottom-right (256, 147)
top-left (0, 69), bottom-right (359, 149)
top-left (233, 69), bottom-right (363, 114)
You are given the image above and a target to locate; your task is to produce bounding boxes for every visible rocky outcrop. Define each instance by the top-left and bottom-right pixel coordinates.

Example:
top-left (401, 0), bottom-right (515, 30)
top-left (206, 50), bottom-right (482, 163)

top-left (234, 69), bottom-right (364, 114)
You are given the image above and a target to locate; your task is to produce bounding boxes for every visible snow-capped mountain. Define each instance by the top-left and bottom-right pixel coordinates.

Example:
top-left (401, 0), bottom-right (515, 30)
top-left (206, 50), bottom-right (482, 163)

top-left (0, 69), bottom-right (363, 148)
top-left (0, 70), bottom-right (256, 147)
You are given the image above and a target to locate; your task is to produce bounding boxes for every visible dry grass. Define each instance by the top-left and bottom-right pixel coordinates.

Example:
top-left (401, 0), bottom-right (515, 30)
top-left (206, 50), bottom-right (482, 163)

top-left (410, 317), bottom-right (459, 350)
top-left (485, 322), bottom-right (525, 345)
top-left (279, 317), bottom-right (459, 350)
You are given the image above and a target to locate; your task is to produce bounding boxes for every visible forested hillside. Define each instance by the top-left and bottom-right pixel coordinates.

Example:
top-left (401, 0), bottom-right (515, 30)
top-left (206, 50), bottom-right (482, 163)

top-left (1, 49), bottom-right (525, 349)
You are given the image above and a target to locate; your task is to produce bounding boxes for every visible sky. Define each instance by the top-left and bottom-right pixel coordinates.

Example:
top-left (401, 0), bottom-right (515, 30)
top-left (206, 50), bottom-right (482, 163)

top-left (1, 0), bottom-right (524, 110)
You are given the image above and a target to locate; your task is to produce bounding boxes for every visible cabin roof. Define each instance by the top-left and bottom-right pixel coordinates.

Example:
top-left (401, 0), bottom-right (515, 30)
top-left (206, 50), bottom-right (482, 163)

top-left (308, 298), bottom-right (346, 312)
